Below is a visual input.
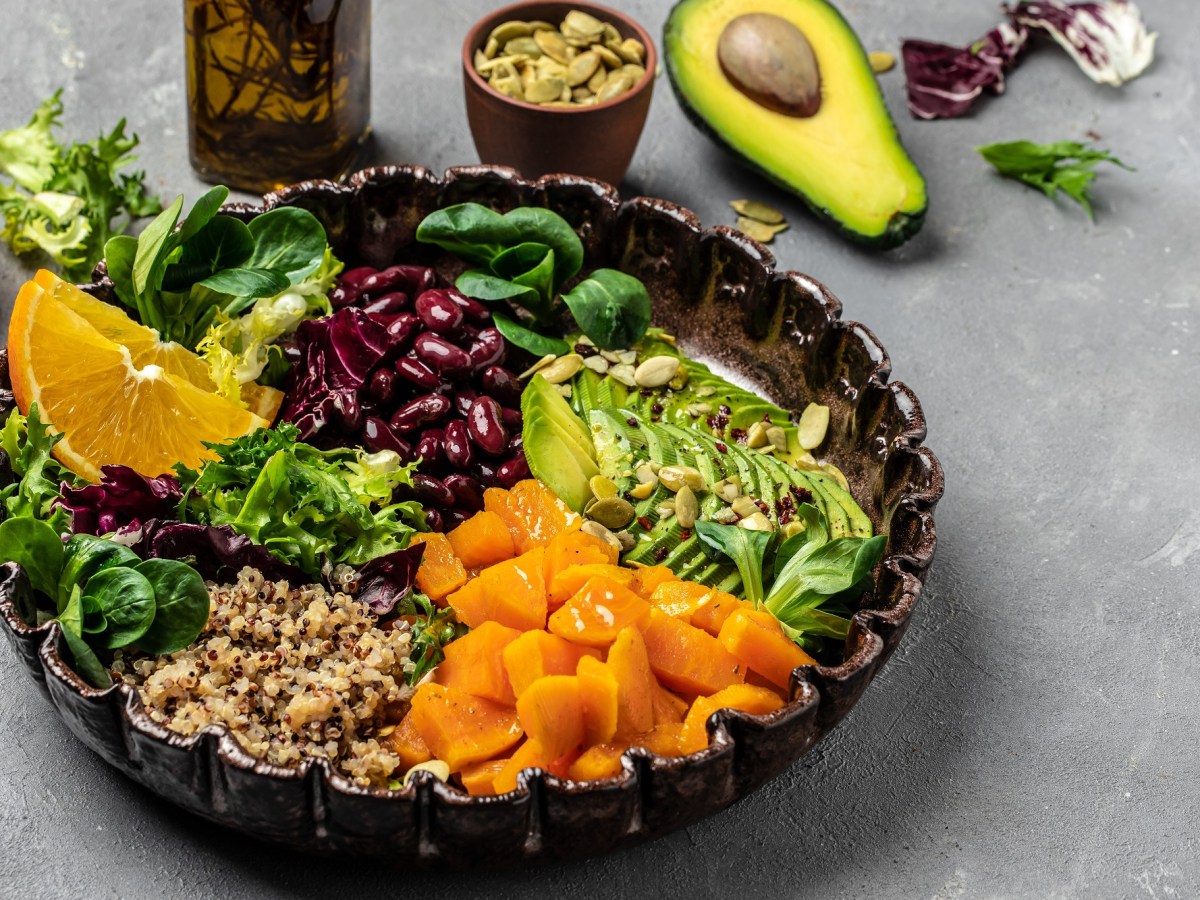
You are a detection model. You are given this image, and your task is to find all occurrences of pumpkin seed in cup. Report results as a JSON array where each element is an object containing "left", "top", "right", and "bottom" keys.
[{"left": 475, "top": 11, "right": 647, "bottom": 108}]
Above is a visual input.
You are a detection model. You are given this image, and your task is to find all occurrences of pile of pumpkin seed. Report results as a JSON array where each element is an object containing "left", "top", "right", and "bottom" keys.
[
  {"left": 474, "top": 10, "right": 648, "bottom": 107},
  {"left": 730, "top": 199, "right": 789, "bottom": 244}
]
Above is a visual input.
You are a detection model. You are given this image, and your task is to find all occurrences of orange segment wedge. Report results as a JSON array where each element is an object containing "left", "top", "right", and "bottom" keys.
[
  {"left": 33, "top": 270, "right": 283, "bottom": 422},
  {"left": 8, "top": 275, "right": 271, "bottom": 481}
]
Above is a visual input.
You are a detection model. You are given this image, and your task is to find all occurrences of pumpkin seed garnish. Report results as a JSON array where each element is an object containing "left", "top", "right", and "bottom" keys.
[
  {"left": 869, "top": 51, "right": 896, "bottom": 74},
  {"left": 797, "top": 402, "right": 830, "bottom": 450},
  {"left": 736, "top": 216, "right": 789, "bottom": 244},
  {"left": 588, "top": 496, "right": 637, "bottom": 530},
  {"left": 633, "top": 355, "right": 680, "bottom": 388},
  {"left": 477, "top": 10, "right": 646, "bottom": 108},
  {"left": 581, "top": 520, "right": 623, "bottom": 551},
  {"left": 675, "top": 485, "right": 699, "bottom": 529},
  {"left": 730, "top": 199, "right": 785, "bottom": 225}
]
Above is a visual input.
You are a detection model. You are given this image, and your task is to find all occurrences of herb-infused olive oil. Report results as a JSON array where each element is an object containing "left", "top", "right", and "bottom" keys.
[{"left": 184, "top": 0, "right": 370, "bottom": 192}]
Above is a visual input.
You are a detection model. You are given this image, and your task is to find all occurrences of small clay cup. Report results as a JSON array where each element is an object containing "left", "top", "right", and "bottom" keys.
[{"left": 462, "top": 1, "right": 656, "bottom": 186}]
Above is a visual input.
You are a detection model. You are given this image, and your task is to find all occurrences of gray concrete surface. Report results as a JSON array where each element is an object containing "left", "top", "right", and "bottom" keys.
[{"left": 0, "top": 1, "right": 1196, "bottom": 897}]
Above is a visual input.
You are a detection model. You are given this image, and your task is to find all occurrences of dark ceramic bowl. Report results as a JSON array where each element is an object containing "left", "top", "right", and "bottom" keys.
[
  {"left": 462, "top": 1, "right": 656, "bottom": 185},
  {"left": 0, "top": 165, "right": 942, "bottom": 865}
]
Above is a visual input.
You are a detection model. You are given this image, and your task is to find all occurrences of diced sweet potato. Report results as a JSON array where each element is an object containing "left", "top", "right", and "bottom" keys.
[
  {"left": 688, "top": 590, "right": 753, "bottom": 636},
  {"left": 546, "top": 748, "right": 582, "bottom": 780},
  {"left": 408, "top": 683, "right": 523, "bottom": 772},
  {"left": 503, "top": 630, "right": 600, "bottom": 698},
  {"left": 576, "top": 655, "right": 619, "bottom": 746},
  {"left": 447, "top": 511, "right": 516, "bottom": 569},
  {"left": 459, "top": 758, "right": 508, "bottom": 796},
  {"left": 718, "top": 609, "right": 817, "bottom": 689},
  {"left": 639, "top": 608, "right": 744, "bottom": 696},
  {"left": 629, "top": 565, "right": 679, "bottom": 599},
  {"left": 649, "top": 580, "right": 713, "bottom": 618},
  {"left": 409, "top": 533, "right": 467, "bottom": 605},
  {"left": 435, "top": 620, "right": 522, "bottom": 705},
  {"left": 568, "top": 744, "right": 627, "bottom": 781},
  {"left": 631, "top": 722, "right": 686, "bottom": 757},
  {"left": 484, "top": 480, "right": 580, "bottom": 554},
  {"left": 651, "top": 682, "right": 689, "bottom": 725},
  {"left": 543, "top": 531, "right": 618, "bottom": 604},
  {"left": 548, "top": 563, "right": 635, "bottom": 608},
  {"left": 606, "top": 626, "right": 655, "bottom": 738},
  {"left": 515, "top": 674, "right": 585, "bottom": 762},
  {"left": 493, "top": 739, "right": 546, "bottom": 794},
  {"left": 383, "top": 710, "right": 431, "bottom": 772},
  {"left": 679, "top": 684, "right": 785, "bottom": 754},
  {"left": 548, "top": 577, "right": 651, "bottom": 648},
  {"left": 447, "top": 549, "right": 548, "bottom": 631}
]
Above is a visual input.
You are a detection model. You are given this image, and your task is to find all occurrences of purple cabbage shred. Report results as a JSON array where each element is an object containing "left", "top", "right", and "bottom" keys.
[
  {"left": 355, "top": 542, "right": 426, "bottom": 616},
  {"left": 59, "top": 466, "right": 182, "bottom": 536}
]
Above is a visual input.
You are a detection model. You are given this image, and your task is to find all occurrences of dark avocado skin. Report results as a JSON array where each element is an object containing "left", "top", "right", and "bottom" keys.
[{"left": 663, "top": 0, "right": 927, "bottom": 251}]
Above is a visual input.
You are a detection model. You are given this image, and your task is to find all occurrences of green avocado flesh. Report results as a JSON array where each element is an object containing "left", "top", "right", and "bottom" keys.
[
  {"left": 521, "top": 374, "right": 599, "bottom": 513},
  {"left": 664, "top": 0, "right": 927, "bottom": 248}
]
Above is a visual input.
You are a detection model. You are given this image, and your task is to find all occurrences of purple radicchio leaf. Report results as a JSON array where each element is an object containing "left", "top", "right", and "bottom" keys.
[
  {"left": 58, "top": 465, "right": 182, "bottom": 536},
  {"left": 278, "top": 307, "right": 391, "bottom": 440},
  {"left": 356, "top": 542, "right": 426, "bottom": 616},
  {"left": 902, "top": 22, "right": 1029, "bottom": 120},
  {"left": 1006, "top": 0, "right": 1156, "bottom": 86},
  {"left": 122, "top": 519, "right": 308, "bottom": 586}
]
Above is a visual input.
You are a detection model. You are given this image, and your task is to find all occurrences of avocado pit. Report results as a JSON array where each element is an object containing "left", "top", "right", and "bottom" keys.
[{"left": 717, "top": 13, "right": 822, "bottom": 118}]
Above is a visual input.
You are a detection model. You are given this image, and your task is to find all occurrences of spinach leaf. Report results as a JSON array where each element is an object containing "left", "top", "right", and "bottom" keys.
[
  {"left": 133, "top": 558, "right": 210, "bottom": 654},
  {"left": 415, "top": 203, "right": 521, "bottom": 265},
  {"left": 82, "top": 565, "right": 156, "bottom": 649},
  {"left": 455, "top": 270, "right": 542, "bottom": 305},
  {"left": 693, "top": 520, "right": 773, "bottom": 609},
  {"left": 498, "top": 243, "right": 557, "bottom": 313},
  {"left": 766, "top": 534, "right": 886, "bottom": 625},
  {"left": 161, "top": 215, "right": 255, "bottom": 291},
  {"left": 58, "top": 584, "right": 83, "bottom": 636},
  {"left": 244, "top": 207, "right": 327, "bottom": 284},
  {"left": 561, "top": 268, "right": 651, "bottom": 350},
  {"left": 57, "top": 534, "right": 139, "bottom": 613},
  {"left": 197, "top": 266, "right": 290, "bottom": 299},
  {"left": 492, "top": 313, "right": 571, "bottom": 357},
  {"left": 0, "top": 516, "right": 64, "bottom": 599},
  {"left": 58, "top": 624, "right": 112, "bottom": 689},
  {"left": 175, "top": 185, "right": 230, "bottom": 245},
  {"left": 772, "top": 504, "right": 829, "bottom": 579},
  {"left": 103, "top": 234, "right": 138, "bottom": 309},
  {"left": 503, "top": 206, "right": 583, "bottom": 288},
  {"left": 131, "top": 193, "right": 183, "bottom": 299}
]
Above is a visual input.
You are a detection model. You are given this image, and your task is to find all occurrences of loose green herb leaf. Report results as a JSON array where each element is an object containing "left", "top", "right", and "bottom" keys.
[
  {"left": 492, "top": 313, "right": 572, "bottom": 357},
  {"left": 59, "top": 625, "right": 113, "bottom": 689},
  {"left": 391, "top": 590, "right": 468, "bottom": 686},
  {"left": 133, "top": 558, "right": 211, "bottom": 654},
  {"left": 561, "top": 268, "right": 652, "bottom": 350},
  {"left": 693, "top": 520, "right": 773, "bottom": 609},
  {"left": 82, "top": 566, "right": 157, "bottom": 650},
  {"left": 0, "top": 90, "right": 162, "bottom": 282},
  {"left": 977, "top": 140, "right": 1132, "bottom": 219},
  {"left": 0, "top": 516, "right": 64, "bottom": 600},
  {"left": 0, "top": 405, "right": 76, "bottom": 528}
]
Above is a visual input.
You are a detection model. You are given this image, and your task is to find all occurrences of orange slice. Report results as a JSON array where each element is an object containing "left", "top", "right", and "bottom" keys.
[
  {"left": 8, "top": 275, "right": 271, "bottom": 481},
  {"left": 33, "top": 270, "right": 283, "bottom": 422}
]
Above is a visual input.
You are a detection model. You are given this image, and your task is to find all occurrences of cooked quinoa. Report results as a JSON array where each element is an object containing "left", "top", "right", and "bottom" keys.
[{"left": 113, "top": 566, "right": 416, "bottom": 787}]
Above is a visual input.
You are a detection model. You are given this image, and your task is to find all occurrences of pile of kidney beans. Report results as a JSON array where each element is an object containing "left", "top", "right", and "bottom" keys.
[{"left": 284, "top": 263, "right": 534, "bottom": 532}]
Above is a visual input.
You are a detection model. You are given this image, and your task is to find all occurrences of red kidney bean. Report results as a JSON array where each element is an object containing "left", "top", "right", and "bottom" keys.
[
  {"left": 339, "top": 266, "right": 378, "bottom": 289},
  {"left": 412, "top": 473, "right": 455, "bottom": 509},
  {"left": 331, "top": 393, "right": 362, "bottom": 433},
  {"left": 471, "top": 459, "right": 502, "bottom": 488},
  {"left": 414, "top": 333, "right": 472, "bottom": 377},
  {"left": 444, "top": 473, "right": 484, "bottom": 511},
  {"left": 500, "top": 407, "right": 523, "bottom": 432},
  {"left": 384, "top": 313, "right": 421, "bottom": 354},
  {"left": 467, "top": 327, "right": 506, "bottom": 370},
  {"left": 422, "top": 507, "right": 445, "bottom": 533},
  {"left": 414, "top": 290, "right": 466, "bottom": 337},
  {"left": 497, "top": 455, "right": 531, "bottom": 488},
  {"left": 467, "top": 396, "right": 509, "bottom": 457},
  {"left": 390, "top": 394, "right": 451, "bottom": 433},
  {"left": 362, "top": 292, "right": 409, "bottom": 317},
  {"left": 416, "top": 429, "right": 444, "bottom": 467},
  {"left": 443, "top": 419, "right": 474, "bottom": 468},
  {"left": 394, "top": 355, "right": 440, "bottom": 391},
  {"left": 508, "top": 433, "right": 523, "bottom": 455},
  {"left": 329, "top": 285, "right": 360, "bottom": 308},
  {"left": 368, "top": 368, "right": 397, "bottom": 404},
  {"left": 480, "top": 366, "right": 522, "bottom": 406},
  {"left": 360, "top": 398, "right": 383, "bottom": 419},
  {"left": 362, "top": 416, "right": 413, "bottom": 459},
  {"left": 443, "top": 508, "right": 471, "bottom": 531},
  {"left": 360, "top": 265, "right": 420, "bottom": 295},
  {"left": 445, "top": 289, "right": 492, "bottom": 325},
  {"left": 452, "top": 388, "right": 479, "bottom": 418}
]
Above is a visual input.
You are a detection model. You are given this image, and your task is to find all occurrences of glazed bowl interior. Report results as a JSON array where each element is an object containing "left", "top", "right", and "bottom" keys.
[
  {"left": 0, "top": 165, "right": 942, "bottom": 865},
  {"left": 461, "top": 1, "right": 657, "bottom": 184}
]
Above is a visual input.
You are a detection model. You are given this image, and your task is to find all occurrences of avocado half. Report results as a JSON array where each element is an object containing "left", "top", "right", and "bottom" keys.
[{"left": 664, "top": 0, "right": 928, "bottom": 249}]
